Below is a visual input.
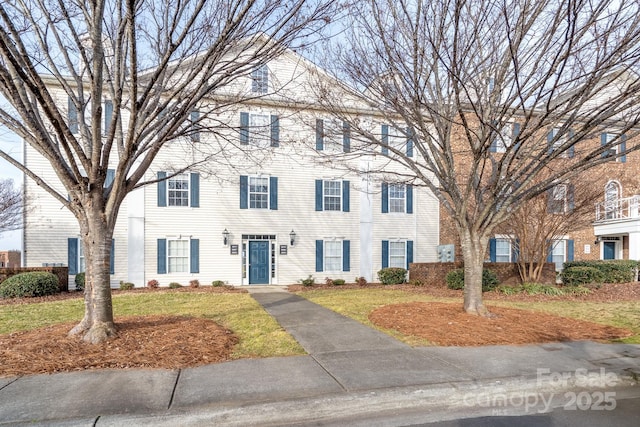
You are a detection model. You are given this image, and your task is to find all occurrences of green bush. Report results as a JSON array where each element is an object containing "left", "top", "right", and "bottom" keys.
[
  {"left": 119, "top": 281, "right": 135, "bottom": 290},
  {"left": 377, "top": 268, "right": 407, "bottom": 285},
  {"left": 0, "top": 272, "right": 60, "bottom": 298},
  {"left": 299, "top": 275, "right": 315, "bottom": 287},
  {"left": 561, "top": 266, "right": 604, "bottom": 286},
  {"left": 496, "top": 283, "right": 591, "bottom": 296},
  {"left": 74, "top": 272, "right": 85, "bottom": 291},
  {"left": 211, "top": 280, "right": 225, "bottom": 287},
  {"left": 332, "top": 279, "right": 346, "bottom": 286},
  {"left": 445, "top": 268, "right": 499, "bottom": 292},
  {"left": 169, "top": 282, "right": 183, "bottom": 289},
  {"left": 563, "top": 260, "right": 638, "bottom": 283},
  {"left": 496, "top": 284, "right": 520, "bottom": 295},
  {"left": 521, "top": 282, "right": 564, "bottom": 296}
]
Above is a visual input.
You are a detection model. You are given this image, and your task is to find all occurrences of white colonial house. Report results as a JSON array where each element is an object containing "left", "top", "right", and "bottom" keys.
[{"left": 22, "top": 47, "right": 440, "bottom": 287}]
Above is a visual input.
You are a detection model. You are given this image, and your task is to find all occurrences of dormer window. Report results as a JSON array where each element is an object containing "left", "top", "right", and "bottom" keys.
[{"left": 251, "top": 64, "right": 269, "bottom": 94}]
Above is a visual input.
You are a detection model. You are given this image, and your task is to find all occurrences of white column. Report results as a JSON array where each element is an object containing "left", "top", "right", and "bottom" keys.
[
  {"left": 360, "top": 162, "right": 373, "bottom": 282},
  {"left": 127, "top": 187, "right": 145, "bottom": 287},
  {"left": 628, "top": 232, "right": 640, "bottom": 261}
]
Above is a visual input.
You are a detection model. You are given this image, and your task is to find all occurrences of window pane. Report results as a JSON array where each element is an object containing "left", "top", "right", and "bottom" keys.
[
  {"left": 495, "top": 239, "right": 511, "bottom": 263},
  {"left": 168, "top": 240, "right": 189, "bottom": 273},
  {"left": 249, "top": 114, "right": 270, "bottom": 147},
  {"left": 325, "top": 241, "right": 342, "bottom": 271},
  {"left": 324, "top": 181, "right": 341, "bottom": 211},
  {"left": 551, "top": 240, "right": 565, "bottom": 271},
  {"left": 249, "top": 177, "right": 269, "bottom": 209},
  {"left": 389, "top": 184, "right": 406, "bottom": 213},
  {"left": 168, "top": 174, "right": 189, "bottom": 206},
  {"left": 251, "top": 65, "right": 268, "bottom": 94}
]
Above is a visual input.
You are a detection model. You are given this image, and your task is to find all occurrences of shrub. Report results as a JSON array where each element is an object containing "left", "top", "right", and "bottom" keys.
[
  {"left": 561, "top": 266, "right": 604, "bottom": 286},
  {"left": 332, "top": 279, "right": 346, "bottom": 286},
  {"left": 521, "top": 282, "right": 564, "bottom": 296},
  {"left": 147, "top": 279, "right": 159, "bottom": 289},
  {"left": 119, "top": 281, "right": 134, "bottom": 290},
  {"left": 446, "top": 268, "right": 499, "bottom": 292},
  {"left": 496, "top": 285, "right": 520, "bottom": 295},
  {"left": 563, "top": 260, "right": 637, "bottom": 283},
  {"left": 355, "top": 276, "right": 367, "bottom": 286},
  {"left": 189, "top": 279, "right": 200, "bottom": 288},
  {"left": 169, "top": 282, "right": 183, "bottom": 289},
  {"left": 0, "top": 272, "right": 60, "bottom": 298},
  {"left": 299, "top": 275, "right": 315, "bottom": 287},
  {"left": 377, "top": 268, "right": 407, "bottom": 285},
  {"left": 74, "top": 272, "right": 85, "bottom": 291},
  {"left": 211, "top": 280, "right": 225, "bottom": 287}
]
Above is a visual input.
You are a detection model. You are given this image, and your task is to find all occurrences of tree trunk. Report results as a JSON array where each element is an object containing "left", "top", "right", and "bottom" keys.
[
  {"left": 459, "top": 228, "right": 491, "bottom": 316},
  {"left": 68, "top": 206, "right": 117, "bottom": 344}
]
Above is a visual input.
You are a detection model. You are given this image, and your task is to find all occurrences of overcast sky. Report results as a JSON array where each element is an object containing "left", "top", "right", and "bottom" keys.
[{"left": 0, "top": 132, "right": 23, "bottom": 251}]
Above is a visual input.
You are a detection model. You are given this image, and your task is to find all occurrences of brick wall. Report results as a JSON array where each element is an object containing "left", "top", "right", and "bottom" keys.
[
  {"left": 410, "top": 262, "right": 556, "bottom": 286},
  {"left": 0, "top": 267, "right": 69, "bottom": 292}
]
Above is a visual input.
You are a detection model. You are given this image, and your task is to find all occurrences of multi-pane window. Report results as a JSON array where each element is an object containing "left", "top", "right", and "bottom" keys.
[
  {"left": 549, "top": 128, "right": 566, "bottom": 154},
  {"left": 324, "top": 240, "right": 342, "bottom": 272},
  {"left": 168, "top": 239, "right": 189, "bottom": 273},
  {"left": 495, "top": 238, "right": 511, "bottom": 263},
  {"left": 604, "top": 181, "right": 621, "bottom": 220},
  {"left": 249, "top": 176, "right": 269, "bottom": 209},
  {"left": 323, "top": 180, "right": 342, "bottom": 211},
  {"left": 389, "top": 241, "right": 406, "bottom": 268},
  {"left": 389, "top": 184, "right": 406, "bottom": 213},
  {"left": 550, "top": 240, "right": 566, "bottom": 271},
  {"left": 251, "top": 64, "right": 269, "bottom": 94},
  {"left": 548, "top": 184, "right": 568, "bottom": 214},
  {"left": 249, "top": 113, "right": 271, "bottom": 147},
  {"left": 78, "top": 243, "right": 85, "bottom": 273},
  {"left": 168, "top": 174, "right": 189, "bottom": 206}
]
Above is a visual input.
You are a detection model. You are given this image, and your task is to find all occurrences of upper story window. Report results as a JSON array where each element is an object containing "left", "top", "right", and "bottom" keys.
[
  {"left": 604, "top": 180, "right": 621, "bottom": 219},
  {"left": 546, "top": 127, "right": 574, "bottom": 158},
  {"left": 240, "top": 112, "right": 279, "bottom": 147},
  {"left": 168, "top": 174, "right": 190, "bottom": 207},
  {"left": 251, "top": 64, "right": 269, "bottom": 94},
  {"left": 491, "top": 122, "right": 520, "bottom": 153},
  {"left": 547, "top": 183, "right": 574, "bottom": 214},
  {"left": 601, "top": 132, "right": 627, "bottom": 163},
  {"left": 249, "top": 176, "right": 269, "bottom": 209},
  {"left": 382, "top": 124, "right": 413, "bottom": 157},
  {"left": 315, "top": 180, "right": 350, "bottom": 212},
  {"left": 316, "top": 119, "right": 350, "bottom": 153},
  {"left": 382, "top": 182, "right": 413, "bottom": 214}
]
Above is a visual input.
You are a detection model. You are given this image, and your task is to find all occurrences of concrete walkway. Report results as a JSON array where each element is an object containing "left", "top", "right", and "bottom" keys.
[{"left": 0, "top": 288, "right": 639, "bottom": 426}]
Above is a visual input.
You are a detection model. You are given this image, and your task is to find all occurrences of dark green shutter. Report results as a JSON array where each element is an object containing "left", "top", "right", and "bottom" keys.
[
  {"left": 511, "top": 239, "right": 519, "bottom": 263},
  {"left": 157, "top": 171, "right": 167, "bottom": 207},
  {"left": 68, "top": 97, "right": 78, "bottom": 134},
  {"left": 316, "top": 119, "right": 324, "bottom": 150},
  {"left": 190, "top": 239, "right": 199, "bottom": 273},
  {"left": 600, "top": 133, "right": 608, "bottom": 158},
  {"left": 157, "top": 239, "right": 167, "bottom": 274},
  {"left": 190, "top": 173, "right": 200, "bottom": 208},
  {"left": 382, "top": 240, "right": 389, "bottom": 269},
  {"left": 315, "top": 180, "right": 323, "bottom": 211},
  {"left": 406, "top": 127, "right": 413, "bottom": 157},
  {"left": 567, "top": 240, "right": 574, "bottom": 262},
  {"left": 316, "top": 240, "right": 323, "bottom": 272},
  {"left": 382, "top": 124, "right": 389, "bottom": 155},
  {"left": 406, "top": 185, "right": 413, "bottom": 214},
  {"left": 68, "top": 238, "right": 78, "bottom": 275},
  {"left": 270, "top": 176, "right": 278, "bottom": 210},
  {"left": 343, "top": 240, "right": 350, "bottom": 272},
  {"left": 620, "top": 134, "right": 627, "bottom": 163},
  {"left": 190, "top": 111, "right": 200, "bottom": 142},
  {"left": 270, "top": 115, "right": 279, "bottom": 147},
  {"left": 343, "top": 121, "right": 350, "bottom": 153},
  {"left": 489, "top": 238, "right": 497, "bottom": 262},
  {"left": 407, "top": 240, "right": 413, "bottom": 269},
  {"left": 105, "top": 169, "right": 115, "bottom": 189},
  {"left": 240, "top": 176, "right": 248, "bottom": 209},
  {"left": 381, "top": 182, "right": 389, "bottom": 213},
  {"left": 547, "top": 130, "right": 554, "bottom": 155},
  {"left": 342, "top": 181, "right": 350, "bottom": 212},
  {"left": 240, "top": 112, "right": 249, "bottom": 144},
  {"left": 568, "top": 129, "right": 575, "bottom": 158},
  {"left": 104, "top": 100, "right": 113, "bottom": 132}
]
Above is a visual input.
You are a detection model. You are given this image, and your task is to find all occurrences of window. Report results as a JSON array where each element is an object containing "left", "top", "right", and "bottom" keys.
[
  {"left": 491, "top": 122, "right": 520, "bottom": 153},
  {"left": 157, "top": 172, "right": 200, "bottom": 208},
  {"left": 324, "top": 241, "right": 343, "bottom": 272},
  {"left": 548, "top": 239, "right": 574, "bottom": 271},
  {"left": 601, "top": 132, "right": 626, "bottom": 162},
  {"left": 249, "top": 176, "right": 269, "bottom": 209},
  {"left": 157, "top": 238, "right": 199, "bottom": 274},
  {"left": 240, "top": 175, "right": 278, "bottom": 210},
  {"left": 251, "top": 64, "right": 269, "bottom": 94},
  {"left": 78, "top": 243, "right": 86, "bottom": 273},
  {"left": 68, "top": 97, "right": 79, "bottom": 134},
  {"left": 495, "top": 238, "right": 511, "bottom": 263},
  {"left": 316, "top": 119, "right": 350, "bottom": 153},
  {"left": 605, "top": 181, "right": 621, "bottom": 219},
  {"left": 239, "top": 112, "right": 279, "bottom": 147},
  {"left": 189, "top": 110, "right": 200, "bottom": 142},
  {"left": 167, "top": 239, "right": 189, "bottom": 273},
  {"left": 168, "top": 174, "right": 190, "bottom": 207},
  {"left": 547, "top": 183, "right": 574, "bottom": 214},
  {"left": 104, "top": 100, "right": 113, "bottom": 134},
  {"left": 68, "top": 238, "right": 114, "bottom": 275},
  {"left": 381, "top": 183, "right": 413, "bottom": 214},
  {"left": 315, "top": 180, "right": 350, "bottom": 212},
  {"left": 389, "top": 241, "right": 407, "bottom": 268},
  {"left": 547, "top": 128, "right": 567, "bottom": 156},
  {"left": 382, "top": 240, "right": 414, "bottom": 269},
  {"left": 382, "top": 124, "right": 412, "bottom": 156},
  {"left": 315, "top": 239, "right": 350, "bottom": 272},
  {"left": 389, "top": 184, "right": 406, "bottom": 213}
]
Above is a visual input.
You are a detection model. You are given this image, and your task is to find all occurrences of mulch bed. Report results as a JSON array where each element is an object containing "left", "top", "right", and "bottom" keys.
[{"left": 369, "top": 302, "right": 633, "bottom": 346}]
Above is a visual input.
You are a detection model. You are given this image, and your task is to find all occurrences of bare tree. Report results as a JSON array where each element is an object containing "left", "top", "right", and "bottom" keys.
[
  {"left": 0, "top": 178, "right": 22, "bottom": 234},
  {"left": 0, "top": 0, "right": 336, "bottom": 343},
  {"left": 316, "top": 0, "right": 640, "bottom": 316},
  {"left": 496, "top": 172, "right": 604, "bottom": 282}
]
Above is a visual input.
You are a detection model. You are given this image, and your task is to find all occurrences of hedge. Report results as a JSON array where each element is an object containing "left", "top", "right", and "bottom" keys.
[
  {"left": 445, "top": 268, "right": 499, "bottom": 292},
  {"left": 561, "top": 266, "right": 604, "bottom": 286},
  {"left": 0, "top": 272, "right": 60, "bottom": 298},
  {"left": 377, "top": 267, "right": 407, "bottom": 285},
  {"left": 563, "top": 260, "right": 638, "bottom": 284}
]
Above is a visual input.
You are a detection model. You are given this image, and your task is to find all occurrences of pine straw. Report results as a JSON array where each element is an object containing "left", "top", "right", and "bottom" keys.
[
  {"left": 369, "top": 302, "right": 633, "bottom": 346},
  {"left": 0, "top": 315, "right": 238, "bottom": 377}
]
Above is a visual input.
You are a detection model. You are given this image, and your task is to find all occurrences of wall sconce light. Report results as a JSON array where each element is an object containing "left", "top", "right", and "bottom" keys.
[
  {"left": 223, "top": 228, "right": 230, "bottom": 246},
  {"left": 594, "top": 236, "right": 601, "bottom": 245},
  {"left": 289, "top": 229, "right": 296, "bottom": 246}
]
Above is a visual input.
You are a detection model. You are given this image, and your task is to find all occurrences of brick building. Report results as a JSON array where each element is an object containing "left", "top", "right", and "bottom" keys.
[{"left": 0, "top": 250, "right": 21, "bottom": 268}]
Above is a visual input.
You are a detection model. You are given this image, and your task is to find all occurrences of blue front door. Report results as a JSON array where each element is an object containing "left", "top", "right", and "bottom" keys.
[
  {"left": 603, "top": 241, "right": 616, "bottom": 260},
  {"left": 249, "top": 241, "right": 270, "bottom": 284}
]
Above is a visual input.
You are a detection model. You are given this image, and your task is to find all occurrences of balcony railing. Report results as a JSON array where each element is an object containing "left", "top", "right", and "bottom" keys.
[{"left": 595, "top": 196, "right": 640, "bottom": 222}]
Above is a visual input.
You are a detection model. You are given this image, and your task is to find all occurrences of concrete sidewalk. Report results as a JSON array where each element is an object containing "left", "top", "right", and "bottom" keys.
[{"left": 1, "top": 288, "right": 639, "bottom": 426}]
